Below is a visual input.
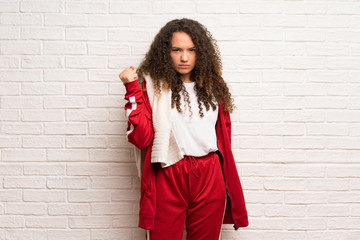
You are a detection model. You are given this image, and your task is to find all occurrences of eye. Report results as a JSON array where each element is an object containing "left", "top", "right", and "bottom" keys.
[
  {"left": 172, "top": 48, "right": 181, "bottom": 52},
  {"left": 190, "top": 48, "right": 196, "bottom": 52}
]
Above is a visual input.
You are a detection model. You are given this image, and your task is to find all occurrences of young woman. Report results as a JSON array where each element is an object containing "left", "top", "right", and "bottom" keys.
[{"left": 119, "top": 18, "right": 248, "bottom": 240}]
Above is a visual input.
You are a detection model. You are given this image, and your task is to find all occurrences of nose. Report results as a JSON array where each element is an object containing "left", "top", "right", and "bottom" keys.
[{"left": 181, "top": 52, "right": 188, "bottom": 62}]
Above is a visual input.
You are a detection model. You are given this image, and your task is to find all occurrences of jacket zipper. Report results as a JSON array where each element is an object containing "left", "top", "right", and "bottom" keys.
[{"left": 215, "top": 150, "right": 238, "bottom": 230}]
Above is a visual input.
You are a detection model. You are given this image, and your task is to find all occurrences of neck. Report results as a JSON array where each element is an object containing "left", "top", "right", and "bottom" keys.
[{"left": 181, "top": 74, "right": 191, "bottom": 83}]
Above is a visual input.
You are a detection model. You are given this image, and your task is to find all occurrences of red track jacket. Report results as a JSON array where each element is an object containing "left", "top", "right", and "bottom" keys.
[{"left": 124, "top": 80, "right": 249, "bottom": 230}]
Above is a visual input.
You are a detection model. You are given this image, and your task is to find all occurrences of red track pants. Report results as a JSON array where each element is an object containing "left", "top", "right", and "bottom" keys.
[{"left": 146, "top": 152, "right": 226, "bottom": 240}]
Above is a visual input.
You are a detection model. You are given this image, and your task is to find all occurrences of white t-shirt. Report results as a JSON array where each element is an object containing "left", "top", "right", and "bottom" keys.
[{"left": 170, "top": 82, "right": 218, "bottom": 157}]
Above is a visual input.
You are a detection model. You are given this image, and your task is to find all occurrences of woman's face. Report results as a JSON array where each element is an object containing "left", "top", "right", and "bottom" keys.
[{"left": 170, "top": 32, "right": 196, "bottom": 82}]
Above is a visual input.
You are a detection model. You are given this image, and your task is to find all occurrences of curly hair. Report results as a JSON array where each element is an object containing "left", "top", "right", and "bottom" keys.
[{"left": 137, "top": 18, "right": 234, "bottom": 116}]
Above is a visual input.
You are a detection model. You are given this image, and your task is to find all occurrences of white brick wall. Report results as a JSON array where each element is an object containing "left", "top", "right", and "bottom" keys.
[{"left": 1, "top": 0, "right": 360, "bottom": 239}]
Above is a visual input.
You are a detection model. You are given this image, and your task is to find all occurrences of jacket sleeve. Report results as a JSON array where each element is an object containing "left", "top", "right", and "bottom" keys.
[
  {"left": 224, "top": 109, "right": 232, "bottom": 145},
  {"left": 124, "top": 80, "right": 154, "bottom": 149}
]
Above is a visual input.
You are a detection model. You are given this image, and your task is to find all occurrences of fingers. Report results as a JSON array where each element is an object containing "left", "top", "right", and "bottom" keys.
[{"left": 119, "top": 66, "right": 138, "bottom": 83}]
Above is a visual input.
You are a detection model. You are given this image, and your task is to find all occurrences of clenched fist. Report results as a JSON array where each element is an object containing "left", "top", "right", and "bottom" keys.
[{"left": 119, "top": 66, "right": 138, "bottom": 83}]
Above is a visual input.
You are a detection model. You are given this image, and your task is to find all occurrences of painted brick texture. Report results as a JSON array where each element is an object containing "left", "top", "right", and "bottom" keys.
[{"left": 1, "top": 0, "right": 360, "bottom": 239}]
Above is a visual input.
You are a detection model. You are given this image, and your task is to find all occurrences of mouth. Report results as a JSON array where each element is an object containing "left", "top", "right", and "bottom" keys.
[{"left": 178, "top": 65, "right": 190, "bottom": 68}]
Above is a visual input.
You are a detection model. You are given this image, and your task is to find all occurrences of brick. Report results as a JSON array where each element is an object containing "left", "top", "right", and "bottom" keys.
[
  {"left": 5, "top": 203, "right": 46, "bottom": 215},
  {"left": 22, "top": 56, "right": 64, "bottom": 68},
  {"left": 66, "top": 109, "right": 107, "bottom": 121},
  {"left": 284, "top": 110, "right": 325, "bottom": 122},
  {"left": 0, "top": 56, "right": 19, "bottom": 68},
  {"left": 44, "top": 14, "right": 87, "bottom": 27},
  {"left": 4, "top": 177, "right": 46, "bottom": 189},
  {"left": 92, "top": 229, "right": 131, "bottom": 240},
  {"left": 0, "top": 216, "right": 24, "bottom": 228},
  {"left": 66, "top": 137, "right": 106, "bottom": 148},
  {"left": 263, "top": 150, "right": 305, "bottom": 163},
  {"left": 48, "top": 203, "right": 90, "bottom": 216},
  {"left": 65, "top": 56, "right": 107, "bottom": 69},
  {"left": 1, "top": 40, "right": 41, "bottom": 54},
  {"left": 23, "top": 136, "right": 64, "bottom": 148},
  {"left": 0, "top": 0, "right": 18, "bottom": 12},
  {"left": 109, "top": 109, "right": 126, "bottom": 121},
  {"left": 88, "top": 15, "right": 130, "bottom": 27},
  {"left": 88, "top": 70, "right": 122, "bottom": 82},
  {"left": 326, "top": 137, "right": 360, "bottom": 150},
  {"left": 308, "top": 178, "right": 349, "bottom": 191},
  {"left": 44, "top": 70, "right": 86, "bottom": 82},
  {"left": 111, "top": 190, "right": 140, "bottom": 201},
  {"left": 285, "top": 30, "right": 325, "bottom": 42},
  {"left": 242, "top": 191, "right": 283, "bottom": 204},
  {"left": 112, "top": 215, "right": 138, "bottom": 227},
  {"left": 47, "top": 149, "right": 88, "bottom": 162},
  {"left": 88, "top": 43, "right": 130, "bottom": 56},
  {"left": 89, "top": 149, "right": 132, "bottom": 162},
  {"left": 66, "top": 83, "right": 107, "bottom": 95},
  {"left": 239, "top": 136, "right": 282, "bottom": 149},
  {"left": 264, "top": 178, "right": 306, "bottom": 191},
  {"left": 197, "top": 2, "right": 238, "bottom": 13},
  {"left": 88, "top": 96, "right": 123, "bottom": 108},
  {"left": 0, "top": 27, "right": 19, "bottom": 39},
  {"left": 22, "top": 110, "right": 64, "bottom": 122},
  {"left": 44, "top": 123, "right": 87, "bottom": 135},
  {"left": 24, "top": 163, "right": 65, "bottom": 175},
  {"left": 263, "top": 70, "right": 304, "bottom": 83},
  {"left": 284, "top": 137, "right": 325, "bottom": 149},
  {"left": 22, "top": 82, "right": 63, "bottom": 95},
  {"left": 0, "top": 190, "right": 22, "bottom": 202},
  {"left": 108, "top": 163, "right": 137, "bottom": 176},
  {"left": 307, "top": 204, "right": 350, "bottom": 217},
  {"left": 25, "top": 217, "right": 67, "bottom": 228},
  {"left": 0, "top": 164, "right": 23, "bottom": 175},
  {"left": 285, "top": 164, "right": 326, "bottom": 177},
  {"left": 48, "top": 230, "right": 90, "bottom": 240},
  {"left": 286, "top": 218, "right": 327, "bottom": 230},
  {"left": 108, "top": 83, "right": 123, "bottom": 95},
  {"left": 1, "top": 13, "right": 42, "bottom": 26},
  {"left": 67, "top": 163, "right": 109, "bottom": 176},
  {"left": 91, "top": 203, "right": 132, "bottom": 215},
  {"left": 2, "top": 123, "right": 42, "bottom": 134},
  {"left": 284, "top": 83, "right": 326, "bottom": 96},
  {"left": 0, "top": 83, "right": 19, "bottom": 95},
  {"left": 328, "top": 110, "right": 360, "bottom": 122},
  {"left": 306, "top": 123, "right": 348, "bottom": 136},
  {"left": 43, "top": 41, "right": 86, "bottom": 55},
  {"left": 307, "top": 43, "right": 349, "bottom": 57},
  {"left": 20, "top": 0, "right": 62, "bottom": 13},
  {"left": 238, "top": 110, "right": 282, "bottom": 123},
  {"left": 91, "top": 177, "right": 131, "bottom": 189},
  {"left": 108, "top": 29, "right": 150, "bottom": 42},
  {"left": 285, "top": 192, "right": 328, "bottom": 204},
  {"left": 0, "top": 137, "right": 21, "bottom": 148},
  {"left": 5, "top": 230, "right": 47, "bottom": 240},
  {"left": 21, "top": 27, "right": 64, "bottom": 40},
  {"left": 1, "top": 96, "right": 42, "bottom": 109},
  {"left": 110, "top": 1, "right": 149, "bottom": 14},
  {"left": 44, "top": 96, "right": 86, "bottom": 109},
  {"left": 328, "top": 218, "right": 360, "bottom": 230},
  {"left": 326, "top": 165, "right": 360, "bottom": 177},
  {"left": 283, "top": 2, "right": 326, "bottom": 14},
  {"left": 66, "top": 28, "right": 106, "bottom": 41},
  {"left": 232, "top": 123, "right": 260, "bottom": 135},
  {"left": 69, "top": 216, "right": 111, "bottom": 228},
  {"left": 65, "top": 1, "right": 107, "bottom": 13},
  {"left": 231, "top": 83, "right": 282, "bottom": 96},
  {"left": 329, "top": 192, "right": 360, "bottom": 203},
  {"left": 68, "top": 190, "right": 111, "bottom": 202},
  {"left": 262, "top": 97, "right": 304, "bottom": 110},
  {"left": 23, "top": 190, "right": 66, "bottom": 202},
  {"left": 47, "top": 177, "right": 88, "bottom": 189},
  {"left": 307, "top": 70, "right": 348, "bottom": 83},
  {"left": 239, "top": 2, "right": 281, "bottom": 14},
  {"left": 264, "top": 15, "right": 306, "bottom": 27},
  {"left": 328, "top": 2, "right": 360, "bottom": 14},
  {"left": 265, "top": 205, "right": 306, "bottom": 217},
  {"left": 89, "top": 123, "right": 124, "bottom": 135}
]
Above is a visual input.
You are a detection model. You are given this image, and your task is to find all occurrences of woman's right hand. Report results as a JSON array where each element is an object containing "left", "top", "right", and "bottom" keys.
[{"left": 119, "top": 66, "right": 138, "bottom": 84}]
